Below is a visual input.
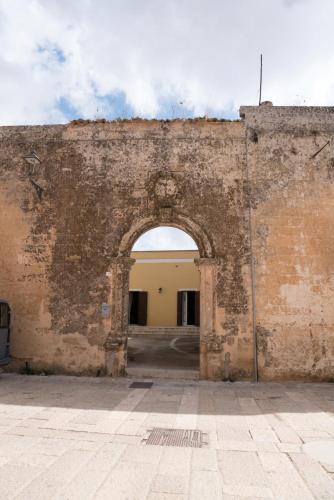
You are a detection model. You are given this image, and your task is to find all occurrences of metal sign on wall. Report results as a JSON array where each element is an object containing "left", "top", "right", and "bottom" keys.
[{"left": 101, "top": 303, "right": 111, "bottom": 318}]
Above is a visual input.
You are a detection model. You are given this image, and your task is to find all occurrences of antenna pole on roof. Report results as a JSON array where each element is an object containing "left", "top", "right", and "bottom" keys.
[{"left": 259, "top": 54, "right": 263, "bottom": 106}]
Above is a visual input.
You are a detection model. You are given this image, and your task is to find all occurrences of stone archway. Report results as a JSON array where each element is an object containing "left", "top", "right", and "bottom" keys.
[
  {"left": 118, "top": 214, "right": 214, "bottom": 259},
  {"left": 104, "top": 214, "right": 218, "bottom": 378}
]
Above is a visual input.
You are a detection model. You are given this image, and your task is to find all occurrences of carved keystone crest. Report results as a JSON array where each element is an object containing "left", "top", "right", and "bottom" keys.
[
  {"left": 154, "top": 176, "right": 178, "bottom": 199},
  {"left": 150, "top": 172, "right": 180, "bottom": 209}
]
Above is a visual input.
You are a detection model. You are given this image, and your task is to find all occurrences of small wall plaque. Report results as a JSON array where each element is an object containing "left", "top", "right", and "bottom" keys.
[{"left": 101, "top": 303, "right": 111, "bottom": 318}]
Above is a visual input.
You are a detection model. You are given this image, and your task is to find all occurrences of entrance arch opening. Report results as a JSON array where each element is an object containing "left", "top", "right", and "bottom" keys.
[
  {"left": 127, "top": 226, "right": 200, "bottom": 377},
  {"left": 104, "top": 216, "right": 215, "bottom": 379}
]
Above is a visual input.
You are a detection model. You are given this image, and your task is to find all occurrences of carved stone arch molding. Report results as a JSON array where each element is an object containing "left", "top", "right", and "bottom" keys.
[
  {"left": 105, "top": 213, "right": 218, "bottom": 378},
  {"left": 118, "top": 213, "right": 215, "bottom": 259}
]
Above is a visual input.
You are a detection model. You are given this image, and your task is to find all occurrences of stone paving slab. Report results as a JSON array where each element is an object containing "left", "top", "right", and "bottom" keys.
[{"left": 0, "top": 374, "right": 333, "bottom": 499}]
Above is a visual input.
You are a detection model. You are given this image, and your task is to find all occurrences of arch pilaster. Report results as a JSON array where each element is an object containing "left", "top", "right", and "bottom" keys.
[
  {"left": 195, "top": 258, "right": 219, "bottom": 379},
  {"left": 104, "top": 257, "right": 135, "bottom": 376}
]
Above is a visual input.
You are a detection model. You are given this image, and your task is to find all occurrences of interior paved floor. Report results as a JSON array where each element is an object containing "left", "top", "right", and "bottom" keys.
[
  {"left": 0, "top": 374, "right": 333, "bottom": 499},
  {"left": 127, "top": 334, "right": 200, "bottom": 371}
]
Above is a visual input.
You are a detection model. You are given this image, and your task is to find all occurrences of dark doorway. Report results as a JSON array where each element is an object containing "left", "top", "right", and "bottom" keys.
[
  {"left": 0, "top": 301, "right": 10, "bottom": 365},
  {"left": 177, "top": 291, "right": 200, "bottom": 326},
  {"left": 129, "top": 291, "right": 148, "bottom": 325}
]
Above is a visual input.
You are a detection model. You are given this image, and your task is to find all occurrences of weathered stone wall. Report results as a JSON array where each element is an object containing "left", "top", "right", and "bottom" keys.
[
  {"left": 0, "top": 106, "right": 333, "bottom": 380},
  {"left": 0, "top": 120, "right": 252, "bottom": 378},
  {"left": 241, "top": 105, "right": 334, "bottom": 380}
]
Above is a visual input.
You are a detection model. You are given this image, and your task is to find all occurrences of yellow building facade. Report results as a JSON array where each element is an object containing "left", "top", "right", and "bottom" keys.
[{"left": 129, "top": 250, "right": 200, "bottom": 327}]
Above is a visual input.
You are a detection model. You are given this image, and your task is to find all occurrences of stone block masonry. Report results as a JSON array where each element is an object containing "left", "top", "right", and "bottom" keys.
[{"left": 0, "top": 105, "right": 333, "bottom": 380}]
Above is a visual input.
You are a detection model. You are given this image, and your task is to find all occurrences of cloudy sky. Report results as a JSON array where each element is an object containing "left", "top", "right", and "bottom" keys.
[
  {"left": 1, "top": 0, "right": 332, "bottom": 248},
  {"left": 133, "top": 227, "right": 198, "bottom": 251},
  {"left": 1, "top": 0, "right": 333, "bottom": 126}
]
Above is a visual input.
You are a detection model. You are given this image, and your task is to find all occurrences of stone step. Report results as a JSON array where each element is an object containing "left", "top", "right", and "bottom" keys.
[
  {"left": 126, "top": 366, "right": 199, "bottom": 380},
  {"left": 128, "top": 325, "right": 199, "bottom": 336}
]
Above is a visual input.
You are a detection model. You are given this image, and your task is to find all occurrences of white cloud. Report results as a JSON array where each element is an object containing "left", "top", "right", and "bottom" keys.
[
  {"left": 132, "top": 227, "right": 198, "bottom": 251},
  {"left": 0, "top": 0, "right": 333, "bottom": 124}
]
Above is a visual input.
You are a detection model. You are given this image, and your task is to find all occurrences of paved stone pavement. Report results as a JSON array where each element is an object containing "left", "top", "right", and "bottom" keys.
[{"left": 0, "top": 374, "right": 334, "bottom": 499}]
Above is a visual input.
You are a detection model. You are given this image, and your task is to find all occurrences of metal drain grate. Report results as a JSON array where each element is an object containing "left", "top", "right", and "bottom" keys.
[
  {"left": 145, "top": 427, "right": 207, "bottom": 448},
  {"left": 129, "top": 381, "right": 153, "bottom": 389}
]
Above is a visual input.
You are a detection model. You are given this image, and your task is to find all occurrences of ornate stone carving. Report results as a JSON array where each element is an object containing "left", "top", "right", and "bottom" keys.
[
  {"left": 154, "top": 176, "right": 178, "bottom": 200},
  {"left": 150, "top": 172, "right": 180, "bottom": 208}
]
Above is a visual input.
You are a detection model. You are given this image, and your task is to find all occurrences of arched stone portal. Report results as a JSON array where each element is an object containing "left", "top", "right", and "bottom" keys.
[{"left": 104, "top": 215, "right": 218, "bottom": 378}]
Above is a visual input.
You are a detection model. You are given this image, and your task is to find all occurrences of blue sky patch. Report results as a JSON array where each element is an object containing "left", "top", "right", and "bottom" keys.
[
  {"left": 57, "top": 90, "right": 238, "bottom": 122},
  {"left": 57, "top": 97, "right": 79, "bottom": 120},
  {"left": 36, "top": 44, "right": 66, "bottom": 63},
  {"left": 99, "top": 90, "right": 135, "bottom": 119}
]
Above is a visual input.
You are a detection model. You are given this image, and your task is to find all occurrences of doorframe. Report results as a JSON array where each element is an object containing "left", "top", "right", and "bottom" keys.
[
  {"left": 128, "top": 289, "right": 146, "bottom": 325},
  {"left": 178, "top": 289, "right": 199, "bottom": 326},
  {"left": 182, "top": 291, "right": 188, "bottom": 326}
]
